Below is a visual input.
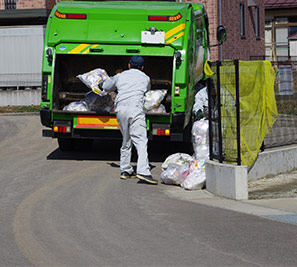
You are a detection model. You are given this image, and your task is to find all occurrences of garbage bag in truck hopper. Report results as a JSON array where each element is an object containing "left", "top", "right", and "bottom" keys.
[
  {"left": 84, "top": 91, "right": 115, "bottom": 113},
  {"left": 77, "top": 68, "right": 109, "bottom": 96}
]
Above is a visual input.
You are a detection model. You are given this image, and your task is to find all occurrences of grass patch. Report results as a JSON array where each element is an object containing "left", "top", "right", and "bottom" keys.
[{"left": 0, "top": 105, "right": 40, "bottom": 113}]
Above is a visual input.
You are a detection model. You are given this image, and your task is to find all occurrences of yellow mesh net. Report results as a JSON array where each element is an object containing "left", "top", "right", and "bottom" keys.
[{"left": 205, "top": 60, "right": 278, "bottom": 168}]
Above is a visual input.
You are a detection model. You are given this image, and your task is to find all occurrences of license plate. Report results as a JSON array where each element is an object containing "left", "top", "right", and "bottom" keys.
[
  {"left": 141, "top": 31, "right": 165, "bottom": 44},
  {"left": 75, "top": 115, "right": 120, "bottom": 129}
]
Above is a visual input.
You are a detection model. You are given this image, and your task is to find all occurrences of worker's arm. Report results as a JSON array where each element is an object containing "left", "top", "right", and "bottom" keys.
[
  {"left": 146, "top": 77, "right": 151, "bottom": 92},
  {"left": 102, "top": 74, "right": 119, "bottom": 92}
]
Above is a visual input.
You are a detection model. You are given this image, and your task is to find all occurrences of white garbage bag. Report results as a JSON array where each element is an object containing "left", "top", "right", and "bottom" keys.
[
  {"left": 181, "top": 169, "right": 206, "bottom": 190},
  {"left": 192, "top": 119, "right": 209, "bottom": 160},
  {"left": 144, "top": 89, "right": 167, "bottom": 111},
  {"left": 161, "top": 153, "right": 194, "bottom": 170},
  {"left": 77, "top": 68, "right": 109, "bottom": 96},
  {"left": 146, "top": 104, "right": 166, "bottom": 114},
  {"left": 160, "top": 165, "right": 180, "bottom": 185},
  {"left": 193, "top": 86, "right": 208, "bottom": 115},
  {"left": 63, "top": 101, "right": 88, "bottom": 111}
]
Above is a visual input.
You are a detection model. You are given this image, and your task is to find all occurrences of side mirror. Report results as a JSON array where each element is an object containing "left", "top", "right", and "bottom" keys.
[{"left": 217, "top": 25, "right": 226, "bottom": 44}]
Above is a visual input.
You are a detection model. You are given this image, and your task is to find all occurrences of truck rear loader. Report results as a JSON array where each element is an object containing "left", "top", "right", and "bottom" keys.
[{"left": 40, "top": 0, "right": 225, "bottom": 151}]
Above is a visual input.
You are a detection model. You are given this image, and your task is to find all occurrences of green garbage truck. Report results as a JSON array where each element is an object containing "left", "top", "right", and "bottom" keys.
[{"left": 40, "top": 0, "right": 225, "bottom": 150}]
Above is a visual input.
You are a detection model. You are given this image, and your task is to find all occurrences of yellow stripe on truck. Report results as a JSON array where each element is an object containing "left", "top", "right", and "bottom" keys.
[
  {"left": 166, "top": 32, "right": 185, "bottom": 44},
  {"left": 82, "top": 44, "right": 99, "bottom": 54},
  {"left": 68, "top": 43, "right": 89, "bottom": 54},
  {"left": 165, "top": 23, "right": 185, "bottom": 40}
]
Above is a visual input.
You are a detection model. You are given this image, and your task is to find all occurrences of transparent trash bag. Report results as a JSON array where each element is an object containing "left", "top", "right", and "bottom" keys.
[
  {"left": 77, "top": 68, "right": 109, "bottom": 96},
  {"left": 84, "top": 91, "right": 114, "bottom": 113},
  {"left": 160, "top": 165, "right": 181, "bottom": 185},
  {"left": 161, "top": 153, "right": 194, "bottom": 170},
  {"left": 192, "top": 119, "right": 209, "bottom": 160},
  {"left": 146, "top": 104, "right": 166, "bottom": 114},
  {"left": 144, "top": 89, "right": 167, "bottom": 111},
  {"left": 181, "top": 169, "right": 206, "bottom": 190},
  {"left": 63, "top": 101, "right": 88, "bottom": 112}
]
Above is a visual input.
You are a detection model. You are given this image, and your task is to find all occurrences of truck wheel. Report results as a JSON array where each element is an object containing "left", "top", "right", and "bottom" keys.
[{"left": 58, "top": 138, "right": 74, "bottom": 151}]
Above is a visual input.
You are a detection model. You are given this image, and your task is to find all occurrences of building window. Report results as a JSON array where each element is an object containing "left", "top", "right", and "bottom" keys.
[
  {"left": 275, "top": 27, "right": 289, "bottom": 59},
  {"left": 240, "top": 3, "right": 246, "bottom": 38},
  {"left": 4, "top": 0, "right": 16, "bottom": 10},
  {"left": 265, "top": 20, "right": 272, "bottom": 61},
  {"left": 255, "top": 5, "right": 260, "bottom": 39}
]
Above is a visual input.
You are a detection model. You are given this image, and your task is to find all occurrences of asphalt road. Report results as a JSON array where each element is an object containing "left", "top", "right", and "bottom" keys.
[{"left": 0, "top": 114, "right": 297, "bottom": 266}]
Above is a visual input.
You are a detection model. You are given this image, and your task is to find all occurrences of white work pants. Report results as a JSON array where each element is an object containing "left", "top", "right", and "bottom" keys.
[{"left": 116, "top": 106, "right": 151, "bottom": 176}]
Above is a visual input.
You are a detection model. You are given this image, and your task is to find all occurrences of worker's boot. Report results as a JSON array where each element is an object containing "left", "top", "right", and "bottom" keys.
[
  {"left": 120, "top": 171, "right": 136, "bottom": 179},
  {"left": 136, "top": 174, "right": 158, "bottom": 185}
]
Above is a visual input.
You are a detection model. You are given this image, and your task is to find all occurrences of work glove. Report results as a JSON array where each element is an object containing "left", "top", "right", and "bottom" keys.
[
  {"left": 98, "top": 81, "right": 104, "bottom": 90},
  {"left": 194, "top": 110, "right": 205, "bottom": 121}
]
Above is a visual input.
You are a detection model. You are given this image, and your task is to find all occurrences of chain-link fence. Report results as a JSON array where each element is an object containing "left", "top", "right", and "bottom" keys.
[
  {"left": 208, "top": 60, "right": 241, "bottom": 165},
  {"left": 207, "top": 59, "right": 297, "bottom": 167},
  {"left": 207, "top": 60, "right": 284, "bottom": 168}
]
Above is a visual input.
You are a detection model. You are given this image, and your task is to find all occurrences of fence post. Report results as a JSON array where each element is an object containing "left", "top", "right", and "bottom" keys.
[
  {"left": 208, "top": 76, "right": 213, "bottom": 161},
  {"left": 234, "top": 59, "right": 241, "bottom": 165},
  {"left": 217, "top": 61, "right": 223, "bottom": 163}
]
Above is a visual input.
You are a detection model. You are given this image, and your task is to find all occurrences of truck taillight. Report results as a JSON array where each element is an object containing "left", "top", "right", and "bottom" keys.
[
  {"left": 53, "top": 121, "right": 72, "bottom": 133},
  {"left": 41, "top": 74, "right": 49, "bottom": 101},
  {"left": 152, "top": 124, "right": 170, "bottom": 136},
  {"left": 148, "top": 13, "right": 182, "bottom": 22},
  {"left": 53, "top": 125, "right": 71, "bottom": 133},
  {"left": 157, "top": 128, "right": 170, "bottom": 136},
  {"left": 55, "top": 10, "right": 87, "bottom": 20}
]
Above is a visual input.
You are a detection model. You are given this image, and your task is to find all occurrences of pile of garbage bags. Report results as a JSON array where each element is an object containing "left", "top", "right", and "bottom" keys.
[
  {"left": 160, "top": 119, "right": 209, "bottom": 190},
  {"left": 63, "top": 68, "right": 167, "bottom": 114},
  {"left": 64, "top": 68, "right": 114, "bottom": 113}
]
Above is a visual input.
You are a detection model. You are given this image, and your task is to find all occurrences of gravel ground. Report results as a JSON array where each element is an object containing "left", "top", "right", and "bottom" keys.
[{"left": 248, "top": 169, "right": 297, "bottom": 200}]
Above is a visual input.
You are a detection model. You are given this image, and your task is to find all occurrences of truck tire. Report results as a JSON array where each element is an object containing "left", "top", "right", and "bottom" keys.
[{"left": 58, "top": 138, "right": 74, "bottom": 151}]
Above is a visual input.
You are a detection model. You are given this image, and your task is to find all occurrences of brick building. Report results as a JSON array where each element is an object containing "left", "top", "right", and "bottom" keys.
[
  {"left": 0, "top": 0, "right": 58, "bottom": 25},
  {"left": 185, "top": 0, "right": 265, "bottom": 61}
]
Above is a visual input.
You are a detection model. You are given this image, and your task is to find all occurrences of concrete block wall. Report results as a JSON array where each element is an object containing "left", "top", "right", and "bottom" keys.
[
  {"left": 206, "top": 161, "right": 248, "bottom": 200},
  {"left": 206, "top": 145, "right": 297, "bottom": 200},
  {"left": 248, "top": 145, "right": 297, "bottom": 180}
]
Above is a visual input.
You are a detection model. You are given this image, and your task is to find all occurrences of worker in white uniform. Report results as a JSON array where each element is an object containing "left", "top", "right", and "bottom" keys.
[{"left": 102, "top": 56, "right": 158, "bottom": 185}]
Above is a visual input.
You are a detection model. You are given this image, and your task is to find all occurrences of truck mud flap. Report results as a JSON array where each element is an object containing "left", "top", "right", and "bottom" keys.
[{"left": 40, "top": 109, "right": 52, "bottom": 127}]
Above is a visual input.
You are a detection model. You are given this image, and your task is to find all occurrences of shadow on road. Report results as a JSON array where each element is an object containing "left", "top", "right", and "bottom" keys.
[{"left": 46, "top": 140, "right": 192, "bottom": 162}]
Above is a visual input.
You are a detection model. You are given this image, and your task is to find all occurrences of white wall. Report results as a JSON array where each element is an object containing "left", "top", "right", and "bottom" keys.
[{"left": 0, "top": 89, "right": 41, "bottom": 106}]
